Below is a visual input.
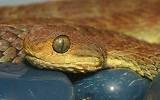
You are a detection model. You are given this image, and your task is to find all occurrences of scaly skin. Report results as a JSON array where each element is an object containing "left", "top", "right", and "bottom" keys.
[
  {"left": 24, "top": 24, "right": 160, "bottom": 80},
  {"left": 0, "top": 23, "right": 160, "bottom": 80},
  {"left": 0, "top": 0, "right": 160, "bottom": 79},
  {"left": 1, "top": 0, "right": 160, "bottom": 43}
]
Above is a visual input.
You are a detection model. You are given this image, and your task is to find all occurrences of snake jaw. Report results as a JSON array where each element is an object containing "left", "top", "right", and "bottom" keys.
[
  {"left": 24, "top": 43, "right": 106, "bottom": 73},
  {"left": 25, "top": 55, "right": 103, "bottom": 73}
]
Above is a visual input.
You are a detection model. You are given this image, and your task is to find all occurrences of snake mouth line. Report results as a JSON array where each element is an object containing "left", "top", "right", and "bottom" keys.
[{"left": 25, "top": 55, "right": 103, "bottom": 73}]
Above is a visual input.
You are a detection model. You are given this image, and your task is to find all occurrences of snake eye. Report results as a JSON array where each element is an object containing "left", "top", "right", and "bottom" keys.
[{"left": 52, "top": 35, "right": 70, "bottom": 53}]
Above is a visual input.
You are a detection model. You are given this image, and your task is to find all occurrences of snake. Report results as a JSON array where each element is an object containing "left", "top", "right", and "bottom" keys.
[{"left": 0, "top": 0, "right": 160, "bottom": 80}]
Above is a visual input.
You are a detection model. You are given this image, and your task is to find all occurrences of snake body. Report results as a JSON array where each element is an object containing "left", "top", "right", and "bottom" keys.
[{"left": 1, "top": 0, "right": 160, "bottom": 79}]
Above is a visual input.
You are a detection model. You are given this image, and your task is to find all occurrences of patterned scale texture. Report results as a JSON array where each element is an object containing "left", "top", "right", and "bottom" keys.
[{"left": 0, "top": 25, "right": 29, "bottom": 63}]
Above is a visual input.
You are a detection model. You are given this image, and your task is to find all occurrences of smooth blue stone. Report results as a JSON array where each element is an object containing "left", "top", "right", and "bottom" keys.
[
  {"left": 0, "top": 63, "right": 28, "bottom": 78},
  {"left": 74, "top": 69, "right": 150, "bottom": 100},
  {"left": 144, "top": 74, "right": 160, "bottom": 100},
  {"left": 0, "top": 64, "right": 74, "bottom": 100}
]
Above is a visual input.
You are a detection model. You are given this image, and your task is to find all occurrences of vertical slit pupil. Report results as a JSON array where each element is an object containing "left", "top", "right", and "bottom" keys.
[{"left": 60, "top": 38, "right": 64, "bottom": 51}]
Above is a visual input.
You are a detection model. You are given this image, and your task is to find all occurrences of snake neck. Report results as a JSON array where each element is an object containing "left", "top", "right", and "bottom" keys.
[
  {"left": 104, "top": 37, "right": 160, "bottom": 80},
  {"left": 0, "top": 24, "right": 30, "bottom": 63},
  {"left": 106, "top": 51, "right": 159, "bottom": 80}
]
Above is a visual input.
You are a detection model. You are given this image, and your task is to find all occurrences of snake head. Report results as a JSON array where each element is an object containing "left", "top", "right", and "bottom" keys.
[{"left": 24, "top": 24, "right": 106, "bottom": 73}]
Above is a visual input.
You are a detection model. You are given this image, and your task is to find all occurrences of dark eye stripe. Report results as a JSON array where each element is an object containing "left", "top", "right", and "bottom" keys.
[
  {"left": 52, "top": 35, "right": 70, "bottom": 53},
  {"left": 61, "top": 38, "right": 64, "bottom": 51}
]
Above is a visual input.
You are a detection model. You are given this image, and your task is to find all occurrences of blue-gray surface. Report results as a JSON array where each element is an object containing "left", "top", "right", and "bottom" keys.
[
  {"left": 74, "top": 69, "right": 150, "bottom": 100},
  {"left": 0, "top": 64, "right": 74, "bottom": 100},
  {"left": 144, "top": 74, "right": 160, "bottom": 100}
]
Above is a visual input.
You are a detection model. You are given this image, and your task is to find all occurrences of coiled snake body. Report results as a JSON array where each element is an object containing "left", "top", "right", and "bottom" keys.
[{"left": 0, "top": 0, "right": 160, "bottom": 80}]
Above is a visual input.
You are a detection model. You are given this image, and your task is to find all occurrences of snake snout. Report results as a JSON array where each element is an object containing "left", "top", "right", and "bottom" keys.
[{"left": 71, "top": 44, "right": 107, "bottom": 72}]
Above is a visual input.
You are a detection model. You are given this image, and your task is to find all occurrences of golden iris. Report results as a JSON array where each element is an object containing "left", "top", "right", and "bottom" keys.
[{"left": 52, "top": 35, "right": 70, "bottom": 53}]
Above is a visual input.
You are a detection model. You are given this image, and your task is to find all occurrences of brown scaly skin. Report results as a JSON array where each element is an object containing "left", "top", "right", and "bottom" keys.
[
  {"left": 1, "top": 0, "right": 160, "bottom": 43},
  {"left": 0, "top": 0, "right": 160, "bottom": 80},
  {"left": 24, "top": 24, "right": 160, "bottom": 80},
  {"left": 0, "top": 24, "right": 30, "bottom": 63},
  {"left": 0, "top": 23, "right": 160, "bottom": 80}
]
